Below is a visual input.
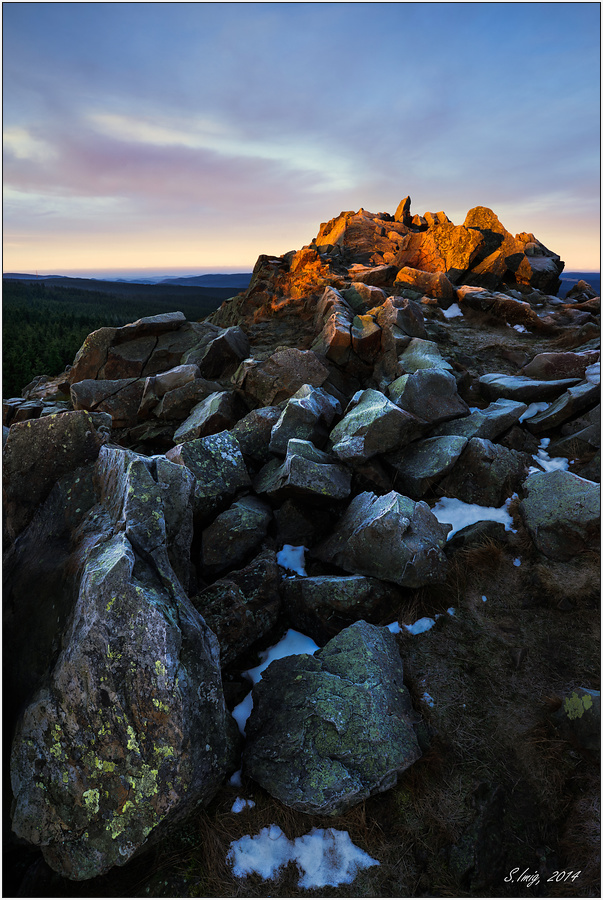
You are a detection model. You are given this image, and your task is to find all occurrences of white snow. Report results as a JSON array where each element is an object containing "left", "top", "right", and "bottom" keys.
[
  {"left": 277, "top": 544, "right": 307, "bottom": 576},
  {"left": 386, "top": 621, "right": 403, "bottom": 634},
  {"left": 585, "top": 361, "right": 600, "bottom": 384},
  {"left": 529, "top": 437, "right": 570, "bottom": 474},
  {"left": 422, "top": 692, "right": 435, "bottom": 707},
  {"left": 442, "top": 303, "right": 463, "bottom": 319},
  {"left": 227, "top": 825, "right": 379, "bottom": 888},
  {"left": 431, "top": 496, "right": 516, "bottom": 539},
  {"left": 513, "top": 324, "right": 528, "bottom": 333},
  {"left": 229, "top": 769, "right": 243, "bottom": 787},
  {"left": 447, "top": 607, "right": 456, "bottom": 616},
  {"left": 482, "top": 595, "right": 487, "bottom": 602},
  {"left": 519, "top": 401, "right": 550, "bottom": 422},
  {"left": 231, "top": 797, "right": 256, "bottom": 813},
  {"left": 231, "top": 628, "right": 320, "bottom": 735},
  {"left": 513, "top": 557, "right": 521, "bottom": 567},
  {"left": 403, "top": 616, "right": 437, "bottom": 635}
]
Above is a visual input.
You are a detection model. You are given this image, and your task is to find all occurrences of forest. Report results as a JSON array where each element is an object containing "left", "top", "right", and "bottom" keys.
[{"left": 2, "top": 279, "right": 232, "bottom": 398}]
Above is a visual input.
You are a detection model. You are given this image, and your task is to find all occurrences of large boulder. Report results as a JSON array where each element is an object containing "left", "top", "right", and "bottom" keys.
[
  {"left": 394, "top": 267, "right": 456, "bottom": 303},
  {"left": 236, "top": 349, "right": 329, "bottom": 406},
  {"left": 268, "top": 385, "right": 342, "bottom": 456},
  {"left": 201, "top": 495, "right": 272, "bottom": 573},
  {"left": 10, "top": 447, "right": 235, "bottom": 880},
  {"left": 3, "top": 411, "right": 108, "bottom": 542},
  {"left": 519, "top": 470, "right": 600, "bottom": 560},
  {"left": 254, "top": 439, "right": 352, "bottom": 503},
  {"left": 243, "top": 621, "right": 421, "bottom": 815},
  {"left": 315, "top": 490, "right": 449, "bottom": 587},
  {"left": 438, "top": 438, "right": 530, "bottom": 507},
  {"left": 71, "top": 378, "right": 146, "bottom": 427},
  {"left": 329, "top": 389, "right": 426, "bottom": 464},
  {"left": 172, "top": 390, "right": 247, "bottom": 442},
  {"left": 385, "top": 436, "right": 468, "bottom": 498},
  {"left": 433, "top": 399, "right": 528, "bottom": 442},
  {"left": 393, "top": 369, "right": 470, "bottom": 425}
]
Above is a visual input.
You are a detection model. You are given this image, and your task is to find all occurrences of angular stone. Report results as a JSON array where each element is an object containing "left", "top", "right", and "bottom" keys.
[
  {"left": 269, "top": 385, "right": 341, "bottom": 456},
  {"left": 71, "top": 378, "right": 145, "bottom": 428},
  {"left": 372, "top": 296, "right": 427, "bottom": 339},
  {"left": 11, "top": 400, "right": 45, "bottom": 422},
  {"left": 385, "top": 436, "right": 468, "bottom": 497},
  {"left": 3, "top": 411, "right": 108, "bottom": 543},
  {"left": 519, "top": 351, "right": 600, "bottom": 381},
  {"left": 243, "top": 620, "right": 421, "bottom": 815},
  {"left": 346, "top": 264, "right": 398, "bottom": 287},
  {"left": 192, "top": 550, "right": 281, "bottom": 668},
  {"left": 432, "top": 399, "right": 528, "bottom": 442},
  {"left": 519, "top": 470, "right": 600, "bottom": 560},
  {"left": 166, "top": 431, "right": 251, "bottom": 521},
  {"left": 100, "top": 336, "right": 157, "bottom": 380},
  {"left": 479, "top": 374, "right": 583, "bottom": 403},
  {"left": 112, "top": 311, "right": 187, "bottom": 343},
  {"left": 254, "top": 439, "right": 351, "bottom": 503},
  {"left": 282, "top": 575, "right": 404, "bottom": 643},
  {"left": 399, "top": 338, "right": 453, "bottom": 374},
  {"left": 351, "top": 315, "right": 382, "bottom": 362},
  {"left": 173, "top": 391, "right": 247, "bottom": 442},
  {"left": 395, "top": 369, "right": 470, "bottom": 425},
  {"left": 330, "top": 389, "right": 425, "bottom": 464},
  {"left": 315, "top": 490, "right": 449, "bottom": 588},
  {"left": 230, "top": 406, "right": 282, "bottom": 463},
  {"left": 186, "top": 325, "right": 250, "bottom": 378},
  {"left": 394, "top": 267, "right": 456, "bottom": 303},
  {"left": 522, "top": 381, "right": 600, "bottom": 435},
  {"left": 137, "top": 365, "right": 201, "bottom": 417},
  {"left": 315, "top": 286, "right": 354, "bottom": 327},
  {"left": 312, "top": 310, "right": 353, "bottom": 366},
  {"left": 201, "top": 496, "right": 272, "bottom": 572},
  {"left": 238, "top": 349, "right": 329, "bottom": 406},
  {"left": 67, "top": 327, "right": 117, "bottom": 384},
  {"left": 438, "top": 438, "right": 529, "bottom": 507},
  {"left": 153, "top": 377, "right": 222, "bottom": 421},
  {"left": 141, "top": 325, "right": 213, "bottom": 377}
]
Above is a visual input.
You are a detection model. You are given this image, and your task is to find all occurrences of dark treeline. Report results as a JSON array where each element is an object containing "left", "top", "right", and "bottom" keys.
[{"left": 2, "top": 279, "right": 231, "bottom": 398}]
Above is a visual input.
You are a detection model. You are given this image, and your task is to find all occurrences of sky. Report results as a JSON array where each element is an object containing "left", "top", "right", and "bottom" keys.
[{"left": 3, "top": 1, "right": 601, "bottom": 277}]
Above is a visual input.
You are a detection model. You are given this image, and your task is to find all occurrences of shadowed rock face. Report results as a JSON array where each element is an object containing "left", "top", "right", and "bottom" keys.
[{"left": 243, "top": 621, "right": 421, "bottom": 815}]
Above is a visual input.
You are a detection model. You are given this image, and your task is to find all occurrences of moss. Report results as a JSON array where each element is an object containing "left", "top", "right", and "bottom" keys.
[{"left": 563, "top": 691, "right": 593, "bottom": 720}]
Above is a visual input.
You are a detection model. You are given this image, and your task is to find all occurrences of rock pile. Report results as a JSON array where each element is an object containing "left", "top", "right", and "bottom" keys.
[{"left": 3, "top": 197, "right": 600, "bottom": 887}]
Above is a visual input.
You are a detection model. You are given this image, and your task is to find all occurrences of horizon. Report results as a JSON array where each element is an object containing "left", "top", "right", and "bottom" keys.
[{"left": 3, "top": 3, "right": 601, "bottom": 273}]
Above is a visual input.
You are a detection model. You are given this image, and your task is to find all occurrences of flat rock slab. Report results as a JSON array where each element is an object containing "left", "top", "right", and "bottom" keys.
[
  {"left": 479, "top": 373, "right": 581, "bottom": 403},
  {"left": 432, "top": 399, "right": 527, "bottom": 442},
  {"left": 519, "top": 469, "right": 600, "bottom": 560},
  {"left": 243, "top": 620, "right": 421, "bottom": 815},
  {"left": 315, "top": 490, "right": 449, "bottom": 587},
  {"left": 523, "top": 381, "right": 600, "bottom": 435}
]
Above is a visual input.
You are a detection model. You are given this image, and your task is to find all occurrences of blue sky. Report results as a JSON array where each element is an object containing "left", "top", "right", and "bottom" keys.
[{"left": 3, "top": 2, "right": 600, "bottom": 275}]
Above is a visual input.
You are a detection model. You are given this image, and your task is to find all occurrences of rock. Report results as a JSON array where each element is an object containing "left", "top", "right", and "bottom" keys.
[
  {"left": 564, "top": 280, "right": 599, "bottom": 302},
  {"left": 311, "top": 308, "right": 353, "bottom": 366},
  {"left": 3, "top": 411, "right": 108, "bottom": 543},
  {"left": 372, "top": 296, "right": 427, "bottom": 339},
  {"left": 394, "top": 196, "right": 413, "bottom": 226},
  {"left": 519, "top": 470, "right": 600, "bottom": 560},
  {"left": 329, "top": 389, "right": 425, "bottom": 464},
  {"left": 344, "top": 282, "right": 387, "bottom": 309},
  {"left": 141, "top": 324, "right": 218, "bottom": 377},
  {"left": 112, "top": 311, "right": 187, "bottom": 343},
  {"left": 67, "top": 327, "right": 117, "bottom": 384},
  {"left": 273, "top": 499, "right": 327, "bottom": 547},
  {"left": 201, "top": 495, "right": 272, "bottom": 572},
  {"left": 268, "top": 385, "right": 342, "bottom": 456},
  {"left": 229, "top": 406, "right": 282, "bottom": 464},
  {"left": 243, "top": 621, "right": 421, "bottom": 815},
  {"left": 101, "top": 336, "right": 157, "bottom": 380},
  {"left": 346, "top": 264, "right": 398, "bottom": 287},
  {"left": 192, "top": 551, "right": 281, "bottom": 668},
  {"left": 186, "top": 326, "right": 250, "bottom": 377},
  {"left": 166, "top": 431, "right": 251, "bottom": 521},
  {"left": 71, "top": 378, "right": 146, "bottom": 428},
  {"left": 385, "top": 436, "right": 468, "bottom": 497},
  {"left": 438, "top": 438, "right": 529, "bottom": 507},
  {"left": 432, "top": 399, "right": 528, "bottom": 442},
  {"left": 10, "top": 446, "right": 235, "bottom": 879},
  {"left": 456, "top": 287, "right": 554, "bottom": 332},
  {"left": 254, "top": 439, "right": 352, "bottom": 503},
  {"left": 550, "top": 688, "right": 600, "bottom": 752},
  {"left": 315, "top": 490, "right": 449, "bottom": 588},
  {"left": 398, "top": 338, "right": 453, "bottom": 373},
  {"left": 11, "top": 400, "right": 45, "bottom": 422},
  {"left": 478, "top": 373, "right": 581, "bottom": 403},
  {"left": 282, "top": 575, "right": 404, "bottom": 643},
  {"left": 394, "top": 369, "right": 470, "bottom": 425},
  {"left": 172, "top": 390, "right": 247, "bottom": 443},
  {"left": 351, "top": 315, "right": 382, "bottom": 362},
  {"left": 237, "top": 349, "right": 329, "bottom": 406},
  {"left": 519, "top": 351, "right": 599, "bottom": 381},
  {"left": 394, "top": 267, "right": 456, "bottom": 303},
  {"left": 153, "top": 376, "right": 223, "bottom": 421},
  {"left": 522, "top": 381, "right": 600, "bottom": 435},
  {"left": 395, "top": 222, "right": 485, "bottom": 284},
  {"left": 137, "top": 365, "right": 201, "bottom": 417}
]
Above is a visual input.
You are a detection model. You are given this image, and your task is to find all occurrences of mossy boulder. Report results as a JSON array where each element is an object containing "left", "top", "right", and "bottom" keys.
[
  {"left": 519, "top": 469, "right": 600, "bottom": 560},
  {"left": 243, "top": 620, "right": 421, "bottom": 815}
]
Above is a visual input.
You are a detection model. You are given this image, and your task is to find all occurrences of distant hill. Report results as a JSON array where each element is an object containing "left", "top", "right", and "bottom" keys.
[
  {"left": 2, "top": 275, "right": 238, "bottom": 303},
  {"left": 159, "top": 273, "right": 252, "bottom": 288}
]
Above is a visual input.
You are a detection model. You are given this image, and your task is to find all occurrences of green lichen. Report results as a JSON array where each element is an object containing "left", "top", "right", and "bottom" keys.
[
  {"left": 564, "top": 691, "right": 593, "bottom": 720},
  {"left": 106, "top": 596, "right": 117, "bottom": 613},
  {"left": 155, "top": 660, "right": 167, "bottom": 677},
  {"left": 152, "top": 699, "right": 170, "bottom": 713},
  {"left": 83, "top": 788, "right": 100, "bottom": 815},
  {"left": 126, "top": 725, "right": 140, "bottom": 752}
]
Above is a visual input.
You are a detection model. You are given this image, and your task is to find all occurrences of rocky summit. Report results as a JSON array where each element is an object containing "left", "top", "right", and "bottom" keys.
[{"left": 3, "top": 198, "right": 600, "bottom": 897}]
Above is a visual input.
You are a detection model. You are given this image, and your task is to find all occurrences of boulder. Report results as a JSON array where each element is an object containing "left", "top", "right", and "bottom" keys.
[
  {"left": 282, "top": 575, "right": 404, "bottom": 643},
  {"left": 71, "top": 378, "right": 146, "bottom": 428},
  {"left": 230, "top": 406, "right": 282, "bottom": 464},
  {"left": 394, "top": 369, "right": 470, "bottom": 425},
  {"left": 254, "top": 439, "right": 352, "bottom": 503},
  {"left": 432, "top": 399, "right": 528, "bottom": 442},
  {"left": 201, "top": 495, "right": 272, "bottom": 572},
  {"left": 519, "top": 470, "right": 600, "bottom": 560},
  {"left": 522, "top": 381, "right": 600, "bottom": 435},
  {"left": 100, "top": 336, "right": 157, "bottom": 380},
  {"left": 166, "top": 431, "right": 251, "bottom": 521},
  {"left": 398, "top": 338, "right": 453, "bottom": 374},
  {"left": 315, "top": 490, "right": 449, "bottom": 588},
  {"left": 311, "top": 310, "right": 353, "bottom": 367},
  {"left": 137, "top": 365, "right": 201, "bottom": 417},
  {"left": 478, "top": 373, "right": 581, "bottom": 403},
  {"left": 67, "top": 327, "right": 117, "bottom": 384},
  {"left": 10, "top": 445, "right": 235, "bottom": 880},
  {"left": 172, "top": 390, "right": 247, "bottom": 443},
  {"left": 112, "top": 311, "right": 187, "bottom": 343},
  {"left": 438, "top": 438, "right": 530, "bottom": 507},
  {"left": 185, "top": 326, "right": 250, "bottom": 377},
  {"left": 519, "top": 351, "right": 600, "bottom": 381},
  {"left": 268, "top": 385, "right": 342, "bottom": 456},
  {"left": 243, "top": 621, "right": 421, "bottom": 815},
  {"left": 372, "top": 296, "right": 427, "bottom": 339},
  {"left": 237, "top": 349, "right": 329, "bottom": 406},
  {"left": 153, "top": 377, "right": 223, "bottom": 421},
  {"left": 3, "top": 411, "right": 108, "bottom": 543},
  {"left": 329, "top": 389, "right": 426, "bottom": 464},
  {"left": 394, "top": 267, "right": 456, "bottom": 303},
  {"left": 385, "top": 436, "right": 469, "bottom": 497},
  {"left": 192, "top": 550, "right": 281, "bottom": 668},
  {"left": 394, "top": 196, "right": 413, "bottom": 226},
  {"left": 351, "top": 315, "right": 382, "bottom": 362}
]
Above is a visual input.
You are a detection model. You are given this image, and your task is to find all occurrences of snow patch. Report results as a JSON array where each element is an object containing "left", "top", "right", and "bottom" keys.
[
  {"left": 442, "top": 303, "right": 463, "bottom": 319},
  {"left": 513, "top": 324, "right": 528, "bottom": 333},
  {"left": 277, "top": 544, "right": 307, "bottom": 576},
  {"left": 422, "top": 692, "right": 435, "bottom": 707},
  {"left": 519, "top": 401, "right": 550, "bottom": 422},
  {"left": 431, "top": 496, "right": 516, "bottom": 539},
  {"left": 482, "top": 595, "right": 488, "bottom": 602},
  {"left": 529, "top": 437, "right": 570, "bottom": 474},
  {"left": 227, "top": 825, "right": 379, "bottom": 888},
  {"left": 513, "top": 557, "right": 521, "bottom": 567},
  {"left": 229, "top": 769, "right": 242, "bottom": 787},
  {"left": 403, "top": 616, "right": 437, "bottom": 636},
  {"left": 231, "top": 797, "right": 256, "bottom": 813}
]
